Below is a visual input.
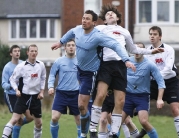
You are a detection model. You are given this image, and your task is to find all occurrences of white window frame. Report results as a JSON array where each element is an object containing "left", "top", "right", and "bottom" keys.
[
  {"left": 84, "top": 0, "right": 102, "bottom": 15},
  {"left": 9, "top": 19, "right": 56, "bottom": 41},
  {"left": 136, "top": 0, "right": 179, "bottom": 25}
]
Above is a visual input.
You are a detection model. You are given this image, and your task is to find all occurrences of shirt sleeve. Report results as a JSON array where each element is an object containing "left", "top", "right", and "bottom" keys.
[
  {"left": 160, "top": 47, "right": 175, "bottom": 77},
  {"left": 9, "top": 65, "right": 22, "bottom": 90},
  {"left": 1, "top": 66, "right": 11, "bottom": 91},
  {"left": 151, "top": 62, "right": 166, "bottom": 89},
  {"left": 97, "top": 32, "right": 129, "bottom": 62},
  {"left": 121, "top": 29, "right": 152, "bottom": 54},
  {"left": 40, "top": 62, "right": 46, "bottom": 90},
  {"left": 48, "top": 60, "right": 59, "bottom": 89},
  {"left": 60, "top": 27, "right": 76, "bottom": 44}
]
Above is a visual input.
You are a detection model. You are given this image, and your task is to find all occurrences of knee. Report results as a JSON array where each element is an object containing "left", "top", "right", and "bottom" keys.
[
  {"left": 140, "top": 118, "right": 148, "bottom": 127},
  {"left": 26, "top": 116, "right": 33, "bottom": 122},
  {"left": 96, "top": 92, "right": 106, "bottom": 102},
  {"left": 115, "top": 98, "right": 125, "bottom": 108},
  {"left": 171, "top": 107, "right": 179, "bottom": 117},
  {"left": 51, "top": 115, "right": 59, "bottom": 123},
  {"left": 16, "top": 117, "right": 23, "bottom": 126},
  {"left": 78, "top": 105, "right": 85, "bottom": 112},
  {"left": 35, "top": 120, "right": 42, "bottom": 128},
  {"left": 99, "top": 118, "right": 108, "bottom": 127}
]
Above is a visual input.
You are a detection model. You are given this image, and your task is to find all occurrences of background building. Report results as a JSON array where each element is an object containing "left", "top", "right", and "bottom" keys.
[{"left": 0, "top": 0, "right": 179, "bottom": 64}]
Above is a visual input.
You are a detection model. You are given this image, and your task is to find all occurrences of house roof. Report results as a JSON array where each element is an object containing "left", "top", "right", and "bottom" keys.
[{"left": 0, "top": 0, "right": 61, "bottom": 18}]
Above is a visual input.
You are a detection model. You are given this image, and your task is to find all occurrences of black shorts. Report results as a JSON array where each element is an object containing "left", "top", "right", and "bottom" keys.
[
  {"left": 102, "top": 90, "right": 114, "bottom": 113},
  {"left": 150, "top": 76, "right": 179, "bottom": 104},
  {"left": 4, "top": 93, "right": 17, "bottom": 113},
  {"left": 14, "top": 93, "right": 42, "bottom": 118},
  {"left": 97, "top": 60, "right": 127, "bottom": 92}
]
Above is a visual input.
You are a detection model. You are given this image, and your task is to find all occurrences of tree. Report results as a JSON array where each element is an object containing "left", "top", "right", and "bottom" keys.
[{"left": 0, "top": 43, "right": 27, "bottom": 104}]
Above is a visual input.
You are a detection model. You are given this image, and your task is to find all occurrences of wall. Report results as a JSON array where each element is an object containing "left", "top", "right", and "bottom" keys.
[
  {"left": 0, "top": 19, "right": 62, "bottom": 64},
  {"left": 61, "top": 0, "right": 126, "bottom": 34},
  {"left": 0, "top": 20, "right": 9, "bottom": 43}
]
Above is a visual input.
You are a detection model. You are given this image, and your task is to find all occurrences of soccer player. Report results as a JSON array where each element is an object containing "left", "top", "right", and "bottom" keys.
[
  {"left": 90, "top": 4, "right": 164, "bottom": 138},
  {"left": 137, "top": 26, "right": 179, "bottom": 137},
  {"left": 51, "top": 10, "right": 136, "bottom": 138},
  {"left": 122, "top": 42, "right": 165, "bottom": 138},
  {"left": 2, "top": 44, "right": 46, "bottom": 138},
  {"left": 48, "top": 39, "right": 80, "bottom": 138},
  {"left": 92, "top": 81, "right": 138, "bottom": 138},
  {"left": 1, "top": 45, "right": 33, "bottom": 138}
]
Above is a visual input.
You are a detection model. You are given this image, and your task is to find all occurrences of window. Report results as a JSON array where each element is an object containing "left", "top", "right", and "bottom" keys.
[
  {"left": 20, "top": 20, "right": 26, "bottom": 38},
  {"left": 157, "top": 1, "right": 169, "bottom": 21},
  {"left": 137, "top": 0, "right": 179, "bottom": 24},
  {"left": 11, "top": 20, "right": 16, "bottom": 38},
  {"left": 175, "top": 1, "right": 179, "bottom": 23},
  {"left": 84, "top": 0, "right": 102, "bottom": 14},
  {"left": 139, "top": 1, "right": 151, "bottom": 23},
  {"left": 40, "top": 19, "right": 47, "bottom": 38},
  {"left": 10, "top": 19, "right": 55, "bottom": 40},
  {"left": 50, "top": 19, "right": 55, "bottom": 38},
  {"left": 30, "top": 20, "right": 36, "bottom": 38}
]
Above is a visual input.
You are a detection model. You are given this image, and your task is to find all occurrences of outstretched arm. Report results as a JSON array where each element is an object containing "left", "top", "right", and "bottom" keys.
[{"left": 51, "top": 42, "right": 63, "bottom": 50}]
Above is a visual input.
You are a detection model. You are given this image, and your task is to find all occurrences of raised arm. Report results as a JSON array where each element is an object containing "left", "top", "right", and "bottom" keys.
[
  {"left": 51, "top": 28, "right": 75, "bottom": 50},
  {"left": 98, "top": 33, "right": 136, "bottom": 71},
  {"left": 121, "top": 29, "right": 164, "bottom": 54}
]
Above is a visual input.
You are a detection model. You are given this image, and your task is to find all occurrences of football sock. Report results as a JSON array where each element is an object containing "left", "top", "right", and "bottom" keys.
[{"left": 50, "top": 121, "right": 59, "bottom": 138}]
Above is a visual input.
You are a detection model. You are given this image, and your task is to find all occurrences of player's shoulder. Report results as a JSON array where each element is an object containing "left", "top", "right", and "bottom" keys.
[
  {"left": 144, "top": 57, "right": 156, "bottom": 67},
  {"left": 95, "top": 25, "right": 107, "bottom": 31},
  {"left": 3, "top": 61, "right": 11, "bottom": 68},
  {"left": 36, "top": 60, "right": 45, "bottom": 65},
  {"left": 163, "top": 43, "right": 174, "bottom": 50}
]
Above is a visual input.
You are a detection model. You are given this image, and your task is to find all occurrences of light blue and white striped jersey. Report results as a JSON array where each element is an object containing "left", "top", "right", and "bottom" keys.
[
  {"left": 2, "top": 60, "right": 23, "bottom": 95},
  {"left": 60, "top": 25, "right": 129, "bottom": 72},
  {"left": 48, "top": 56, "right": 79, "bottom": 91},
  {"left": 126, "top": 56, "right": 165, "bottom": 94}
]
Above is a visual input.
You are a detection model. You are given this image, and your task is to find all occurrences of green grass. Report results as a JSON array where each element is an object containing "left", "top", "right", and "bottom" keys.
[{"left": 0, "top": 105, "right": 177, "bottom": 138}]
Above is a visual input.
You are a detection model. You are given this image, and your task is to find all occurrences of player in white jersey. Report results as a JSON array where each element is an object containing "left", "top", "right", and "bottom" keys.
[
  {"left": 2, "top": 44, "right": 46, "bottom": 138},
  {"left": 89, "top": 4, "right": 164, "bottom": 138},
  {"left": 2, "top": 45, "right": 33, "bottom": 138},
  {"left": 137, "top": 26, "right": 179, "bottom": 138}
]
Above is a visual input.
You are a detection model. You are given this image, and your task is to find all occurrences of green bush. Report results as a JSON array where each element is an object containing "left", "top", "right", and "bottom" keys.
[{"left": 0, "top": 43, "right": 27, "bottom": 104}]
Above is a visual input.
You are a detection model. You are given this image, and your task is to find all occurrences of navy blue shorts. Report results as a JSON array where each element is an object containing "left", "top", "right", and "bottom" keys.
[
  {"left": 77, "top": 67, "right": 97, "bottom": 95},
  {"left": 123, "top": 92, "right": 150, "bottom": 117},
  {"left": 52, "top": 90, "right": 80, "bottom": 115},
  {"left": 4, "top": 93, "right": 17, "bottom": 113}
]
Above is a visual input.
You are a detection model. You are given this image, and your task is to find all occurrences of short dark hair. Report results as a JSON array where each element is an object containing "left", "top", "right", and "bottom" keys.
[
  {"left": 27, "top": 44, "right": 38, "bottom": 51},
  {"left": 149, "top": 26, "right": 162, "bottom": 36},
  {"left": 84, "top": 10, "right": 98, "bottom": 21},
  {"left": 99, "top": 4, "right": 122, "bottom": 25},
  {"left": 65, "top": 39, "right": 75, "bottom": 47},
  {"left": 9, "top": 45, "right": 20, "bottom": 53},
  {"left": 135, "top": 42, "right": 145, "bottom": 48}
]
